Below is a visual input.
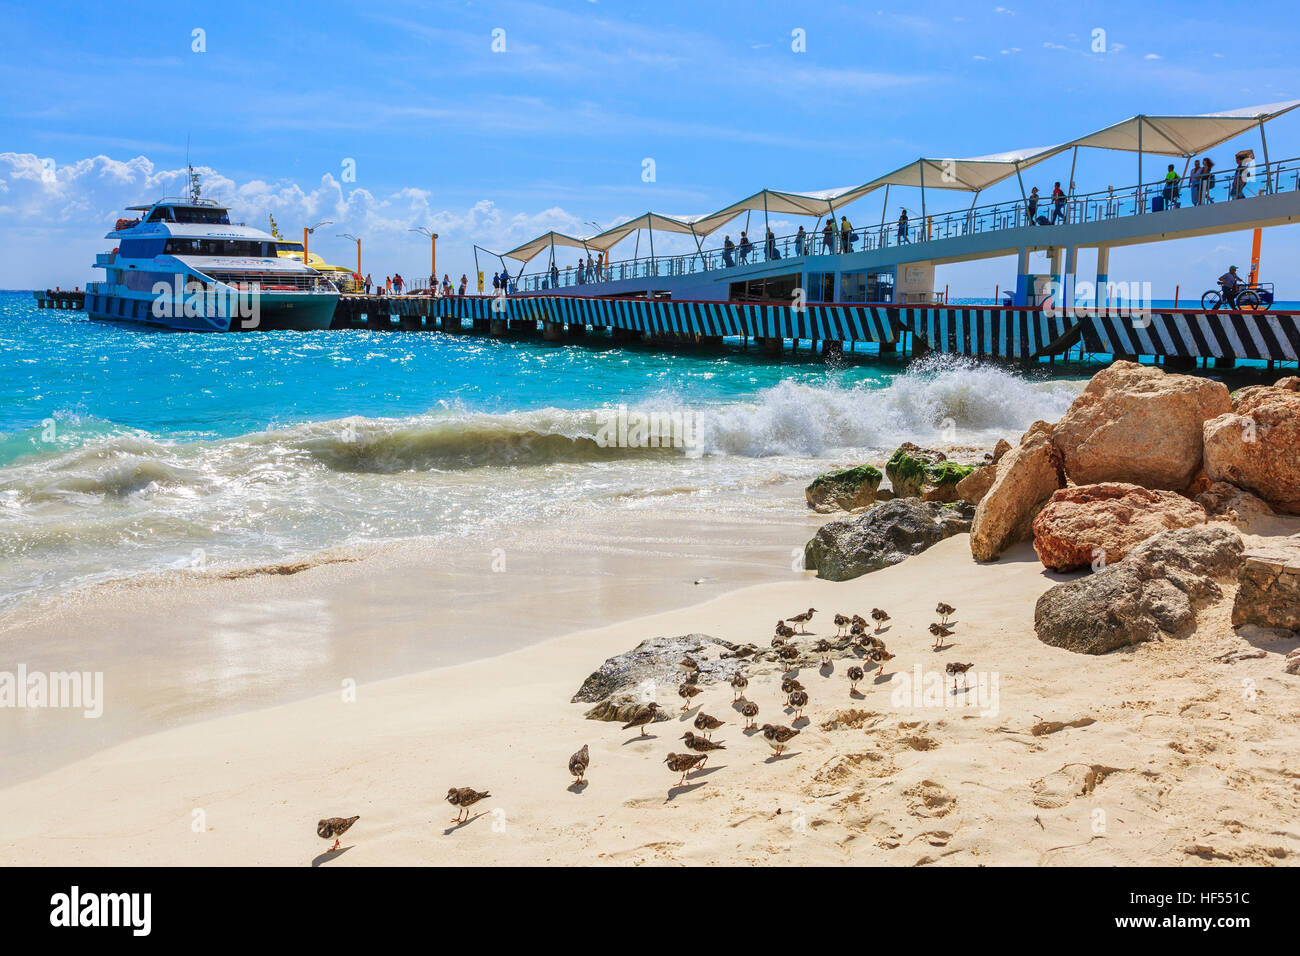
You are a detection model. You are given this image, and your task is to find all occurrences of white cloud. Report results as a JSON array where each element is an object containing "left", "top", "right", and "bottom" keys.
[{"left": 1144, "top": 53, "right": 1161, "bottom": 59}]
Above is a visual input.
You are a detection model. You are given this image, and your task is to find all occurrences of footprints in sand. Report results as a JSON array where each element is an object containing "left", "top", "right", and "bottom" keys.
[
  {"left": 903, "top": 780, "right": 957, "bottom": 818},
  {"left": 1030, "top": 763, "right": 1126, "bottom": 809}
]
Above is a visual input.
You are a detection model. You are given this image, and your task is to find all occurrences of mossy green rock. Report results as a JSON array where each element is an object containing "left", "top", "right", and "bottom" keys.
[
  {"left": 806, "top": 464, "right": 883, "bottom": 513},
  {"left": 885, "top": 443, "right": 948, "bottom": 498}
]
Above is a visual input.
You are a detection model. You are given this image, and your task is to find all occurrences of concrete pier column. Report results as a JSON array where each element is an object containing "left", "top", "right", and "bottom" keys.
[
  {"left": 473, "top": 317, "right": 491, "bottom": 333},
  {"left": 822, "top": 340, "right": 844, "bottom": 358},
  {"left": 1013, "top": 247, "right": 1031, "bottom": 306},
  {"left": 542, "top": 321, "right": 565, "bottom": 341},
  {"left": 489, "top": 318, "right": 508, "bottom": 336},
  {"left": 1048, "top": 247, "right": 1063, "bottom": 310},
  {"left": 878, "top": 339, "right": 898, "bottom": 355},
  {"left": 567, "top": 323, "right": 587, "bottom": 337},
  {"left": 1095, "top": 245, "right": 1111, "bottom": 309},
  {"left": 1061, "top": 245, "right": 1078, "bottom": 314},
  {"left": 760, "top": 336, "right": 783, "bottom": 357}
]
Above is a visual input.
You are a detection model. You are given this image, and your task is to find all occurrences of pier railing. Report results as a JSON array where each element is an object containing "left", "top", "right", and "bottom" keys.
[{"left": 516, "top": 155, "right": 1300, "bottom": 293}]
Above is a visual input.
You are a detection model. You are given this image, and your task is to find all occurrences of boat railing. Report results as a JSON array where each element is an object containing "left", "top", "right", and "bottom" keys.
[{"left": 515, "top": 155, "right": 1300, "bottom": 292}]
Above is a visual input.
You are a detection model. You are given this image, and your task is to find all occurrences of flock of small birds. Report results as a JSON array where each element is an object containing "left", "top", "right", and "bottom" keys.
[{"left": 317, "top": 601, "right": 970, "bottom": 850}]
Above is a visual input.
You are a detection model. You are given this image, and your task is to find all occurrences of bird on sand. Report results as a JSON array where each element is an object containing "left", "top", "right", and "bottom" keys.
[
  {"left": 787, "top": 689, "right": 809, "bottom": 719},
  {"left": 731, "top": 672, "right": 749, "bottom": 701},
  {"left": 847, "top": 665, "right": 865, "bottom": 693},
  {"left": 680, "top": 731, "right": 726, "bottom": 753},
  {"left": 678, "top": 682, "right": 703, "bottom": 710},
  {"left": 833, "top": 613, "right": 851, "bottom": 636},
  {"left": 781, "top": 676, "right": 804, "bottom": 700},
  {"left": 936, "top": 602, "right": 956, "bottom": 625},
  {"left": 740, "top": 700, "right": 760, "bottom": 729},
  {"left": 945, "top": 661, "right": 974, "bottom": 690},
  {"left": 786, "top": 608, "right": 817, "bottom": 634},
  {"left": 694, "top": 712, "right": 725, "bottom": 739},
  {"left": 678, "top": 655, "right": 700, "bottom": 673},
  {"left": 930, "top": 622, "right": 954, "bottom": 649},
  {"left": 568, "top": 744, "right": 589, "bottom": 785},
  {"left": 664, "top": 751, "right": 708, "bottom": 786},
  {"left": 816, "top": 639, "right": 834, "bottom": 665},
  {"left": 622, "top": 701, "right": 660, "bottom": 736},
  {"left": 870, "top": 608, "right": 890, "bottom": 631},
  {"left": 774, "top": 620, "right": 795, "bottom": 641},
  {"left": 446, "top": 787, "right": 491, "bottom": 824},
  {"left": 867, "top": 646, "right": 895, "bottom": 677},
  {"left": 317, "top": 816, "right": 359, "bottom": 852},
  {"left": 760, "top": 723, "right": 800, "bottom": 756}
]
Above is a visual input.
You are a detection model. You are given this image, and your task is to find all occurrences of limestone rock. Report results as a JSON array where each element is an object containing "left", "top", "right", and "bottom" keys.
[
  {"left": 572, "top": 633, "right": 746, "bottom": 705},
  {"left": 885, "top": 443, "right": 946, "bottom": 498},
  {"left": 1034, "top": 526, "right": 1244, "bottom": 654},
  {"left": 956, "top": 463, "right": 998, "bottom": 505},
  {"left": 804, "top": 497, "right": 975, "bottom": 582},
  {"left": 1031, "top": 483, "right": 1207, "bottom": 572},
  {"left": 1203, "top": 383, "right": 1300, "bottom": 515},
  {"left": 1051, "top": 361, "right": 1231, "bottom": 490},
  {"left": 970, "top": 421, "right": 1065, "bottom": 561},
  {"left": 805, "top": 464, "right": 882, "bottom": 513},
  {"left": 1231, "top": 538, "right": 1300, "bottom": 632},
  {"left": 1195, "top": 481, "right": 1276, "bottom": 529}
]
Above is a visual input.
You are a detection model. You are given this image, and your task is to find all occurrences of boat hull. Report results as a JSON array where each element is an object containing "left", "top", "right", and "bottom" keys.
[{"left": 84, "top": 289, "right": 338, "bottom": 332}]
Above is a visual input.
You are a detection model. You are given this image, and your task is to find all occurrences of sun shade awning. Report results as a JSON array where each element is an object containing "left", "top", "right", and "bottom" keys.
[
  {"left": 588, "top": 212, "right": 713, "bottom": 249},
  {"left": 502, "top": 231, "right": 595, "bottom": 263},
  {"left": 1067, "top": 100, "right": 1300, "bottom": 156},
  {"left": 862, "top": 145, "right": 1068, "bottom": 193}
]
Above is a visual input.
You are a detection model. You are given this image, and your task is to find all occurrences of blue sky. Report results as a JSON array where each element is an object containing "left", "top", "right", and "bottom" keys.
[{"left": 3, "top": 0, "right": 1300, "bottom": 293}]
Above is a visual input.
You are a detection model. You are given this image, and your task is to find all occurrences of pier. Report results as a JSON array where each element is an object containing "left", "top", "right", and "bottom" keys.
[{"left": 33, "top": 289, "right": 85, "bottom": 310}]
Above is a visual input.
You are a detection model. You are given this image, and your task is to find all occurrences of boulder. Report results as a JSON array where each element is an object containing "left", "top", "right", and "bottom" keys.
[
  {"left": 1203, "top": 383, "right": 1300, "bottom": 515},
  {"left": 969, "top": 421, "right": 1065, "bottom": 561},
  {"left": 885, "top": 443, "right": 946, "bottom": 498},
  {"left": 1051, "top": 361, "right": 1231, "bottom": 490},
  {"left": 956, "top": 463, "right": 998, "bottom": 505},
  {"left": 1031, "top": 483, "right": 1207, "bottom": 572},
  {"left": 1231, "top": 538, "right": 1300, "bottom": 632},
  {"left": 1195, "top": 481, "right": 1276, "bottom": 529},
  {"left": 920, "top": 462, "right": 976, "bottom": 503},
  {"left": 572, "top": 633, "right": 747, "bottom": 707},
  {"left": 1034, "top": 526, "right": 1244, "bottom": 654},
  {"left": 992, "top": 438, "right": 1012, "bottom": 462},
  {"left": 804, "top": 497, "right": 975, "bottom": 582},
  {"left": 805, "top": 464, "right": 882, "bottom": 513}
]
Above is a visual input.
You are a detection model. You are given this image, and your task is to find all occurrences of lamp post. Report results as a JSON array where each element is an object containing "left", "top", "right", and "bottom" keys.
[
  {"left": 303, "top": 219, "right": 333, "bottom": 270},
  {"left": 338, "top": 233, "right": 362, "bottom": 277},
  {"left": 411, "top": 227, "right": 438, "bottom": 287}
]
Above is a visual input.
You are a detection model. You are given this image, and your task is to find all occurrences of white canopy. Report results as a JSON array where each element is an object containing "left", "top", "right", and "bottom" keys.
[
  {"left": 587, "top": 212, "right": 712, "bottom": 250},
  {"left": 1068, "top": 100, "right": 1300, "bottom": 156},
  {"left": 690, "top": 186, "right": 878, "bottom": 233},
  {"left": 863, "top": 145, "right": 1067, "bottom": 193},
  {"left": 502, "top": 231, "right": 594, "bottom": 263}
]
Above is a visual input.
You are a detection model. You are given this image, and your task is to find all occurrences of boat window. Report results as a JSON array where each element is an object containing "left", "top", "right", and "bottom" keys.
[
  {"left": 728, "top": 273, "right": 802, "bottom": 303},
  {"left": 147, "top": 207, "right": 176, "bottom": 222},
  {"left": 806, "top": 272, "right": 836, "bottom": 302},
  {"left": 171, "top": 207, "right": 232, "bottom": 225},
  {"left": 163, "top": 238, "right": 274, "bottom": 257}
]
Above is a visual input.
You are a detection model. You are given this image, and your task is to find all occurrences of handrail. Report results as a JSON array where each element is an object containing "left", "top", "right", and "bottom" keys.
[{"left": 515, "top": 155, "right": 1300, "bottom": 292}]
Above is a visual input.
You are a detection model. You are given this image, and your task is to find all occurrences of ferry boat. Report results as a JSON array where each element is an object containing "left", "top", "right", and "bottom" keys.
[{"left": 85, "top": 169, "right": 339, "bottom": 331}]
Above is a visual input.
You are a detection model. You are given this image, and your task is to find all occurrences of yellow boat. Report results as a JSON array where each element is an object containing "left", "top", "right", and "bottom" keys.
[{"left": 269, "top": 216, "right": 360, "bottom": 292}]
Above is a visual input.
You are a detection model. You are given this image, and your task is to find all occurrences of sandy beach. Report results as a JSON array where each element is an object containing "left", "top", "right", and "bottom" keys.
[{"left": 3, "top": 518, "right": 1297, "bottom": 867}]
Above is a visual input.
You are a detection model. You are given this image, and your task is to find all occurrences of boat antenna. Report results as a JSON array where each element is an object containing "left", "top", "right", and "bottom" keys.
[{"left": 185, "top": 134, "right": 202, "bottom": 203}]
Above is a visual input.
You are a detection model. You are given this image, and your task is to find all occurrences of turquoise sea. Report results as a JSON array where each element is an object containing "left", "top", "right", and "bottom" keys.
[{"left": 0, "top": 290, "right": 1091, "bottom": 608}]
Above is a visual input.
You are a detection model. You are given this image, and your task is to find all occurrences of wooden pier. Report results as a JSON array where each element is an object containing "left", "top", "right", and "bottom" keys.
[{"left": 33, "top": 289, "right": 85, "bottom": 310}]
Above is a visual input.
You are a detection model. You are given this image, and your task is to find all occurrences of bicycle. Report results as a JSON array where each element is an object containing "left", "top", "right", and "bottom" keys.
[{"left": 1200, "top": 281, "right": 1272, "bottom": 311}]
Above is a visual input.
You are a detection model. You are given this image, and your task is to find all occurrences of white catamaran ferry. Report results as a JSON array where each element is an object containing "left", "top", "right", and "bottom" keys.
[{"left": 86, "top": 169, "right": 339, "bottom": 331}]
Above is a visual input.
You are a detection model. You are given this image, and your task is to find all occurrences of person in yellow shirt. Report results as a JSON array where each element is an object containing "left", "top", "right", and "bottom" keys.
[{"left": 839, "top": 216, "right": 853, "bottom": 253}]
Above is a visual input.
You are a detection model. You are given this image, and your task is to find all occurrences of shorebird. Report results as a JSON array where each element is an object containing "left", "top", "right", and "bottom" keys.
[
  {"left": 774, "top": 620, "right": 795, "bottom": 641},
  {"left": 786, "top": 608, "right": 817, "bottom": 634},
  {"left": 317, "top": 815, "right": 359, "bottom": 852},
  {"left": 446, "top": 787, "right": 491, "bottom": 824},
  {"left": 851, "top": 614, "right": 867, "bottom": 630},
  {"left": 781, "top": 676, "right": 804, "bottom": 700},
  {"left": 678, "top": 655, "right": 700, "bottom": 673},
  {"left": 680, "top": 731, "right": 726, "bottom": 753},
  {"left": 622, "top": 701, "right": 660, "bottom": 736},
  {"left": 945, "top": 661, "right": 974, "bottom": 690},
  {"left": 787, "top": 689, "right": 809, "bottom": 719},
  {"left": 816, "top": 639, "right": 833, "bottom": 666},
  {"left": 870, "top": 608, "right": 890, "bottom": 632},
  {"left": 694, "top": 712, "right": 725, "bottom": 739},
  {"left": 731, "top": 672, "right": 749, "bottom": 701},
  {"left": 664, "top": 751, "right": 707, "bottom": 786},
  {"left": 847, "top": 665, "right": 864, "bottom": 694},
  {"left": 779, "top": 644, "right": 800, "bottom": 664},
  {"left": 568, "top": 744, "right": 589, "bottom": 785},
  {"left": 678, "top": 682, "right": 703, "bottom": 711},
  {"left": 930, "top": 622, "right": 954, "bottom": 649},
  {"left": 760, "top": 723, "right": 800, "bottom": 756},
  {"left": 936, "top": 602, "right": 956, "bottom": 625},
  {"left": 740, "top": 700, "right": 759, "bottom": 729},
  {"left": 833, "top": 613, "right": 851, "bottom": 636},
  {"left": 867, "top": 646, "right": 895, "bottom": 677}
]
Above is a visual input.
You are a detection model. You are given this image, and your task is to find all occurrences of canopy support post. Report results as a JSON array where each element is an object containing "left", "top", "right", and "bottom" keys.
[
  {"left": 879, "top": 184, "right": 890, "bottom": 229},
  {"left": 919, "top": 162, "right": 927, "bottom": 237},
  {"left": 1259, "top": 119, "right": 1272, "bottom": 193},
  {"left": 1014, "top": 162, "right": 1027, "bottom": 227},
  {"left": 1137, "top": 116, "right": 1144, "bottom": 214},
  {"left": 762, "top": 192, "right": 770, "bottom": 258}
]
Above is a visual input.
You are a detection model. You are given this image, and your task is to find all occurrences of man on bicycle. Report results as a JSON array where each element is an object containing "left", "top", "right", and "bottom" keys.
[{"left": 1217, "top": 265, "right": 1242, "bottom": 307}]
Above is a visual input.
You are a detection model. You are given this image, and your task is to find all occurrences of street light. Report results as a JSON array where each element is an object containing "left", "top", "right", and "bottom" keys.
[
  {"left": 338, "top": 233, "right": 362, "bottom": 278},
  {"left": 302, "top": 219, "right": 333, "bottom": 267},
  {"left": 410, "top": 227, "right": 439, "bottom": 285}
]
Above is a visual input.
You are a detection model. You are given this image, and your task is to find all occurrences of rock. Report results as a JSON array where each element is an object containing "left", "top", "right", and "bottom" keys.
[
  {"left": 956, "top": 463, "right": 998, "bottom": 505},
  {"left": 1051, "top": 361, "right": 1231, "bottom": 490},
  {"left": 571, "top": 633, "right": 745, "bottom": 706},
  {"left": 920, "top": 462, "right": 976, "bottom": 503},
  {"left": 805, "top": 464, "right": 882, "bottom": 513},
  {"left": 1031, "top": 483, "right": 1207, "bottom": 572},
  {"left": 1231, "top": 538, "right": 1300, "bottom": 632},
  {"left": 1195, "top": 481, "right": 1276, "bottom": 528},
  {"left": 804, "top": 497, "right": 975, "bottom": 582},
  {"left": 969, "top": 421, "right": 1065, "bottom": 562},
  {"left": 885, "top": 443, "right": 946, "bottom": 498},
  {"left": 1203, "top": 383, "right": 1300, "bottom": 515},
  {"left": 1034, "top": 526, "right": 1244, "bottom": 654},
  {"left": 992, "top": 438, "right": 1012, "bottom": 462}
]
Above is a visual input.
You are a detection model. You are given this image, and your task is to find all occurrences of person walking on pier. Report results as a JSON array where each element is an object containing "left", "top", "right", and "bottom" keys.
[
  {"left": 492, "top": 272, "right": 501, "bottom": 293},
  {"left": 896, "top": 208, "right": 909, "bottom": 244},
  {"left": 839, "top": 215, "right": 853, "bottom": 253},
  {"left": 765, "top": 228, "right": 778, "bottom": 261},
  {"left": 1201, "top": 158, "right": 1216, "bottom": 203},
  {"left": 549, "top": 262, "right": 559, "bottom": 289},
  {"left": 796, "top": 225, "right": 806, "bottom": 256},
  {"left": 822, "top": 220, "right": 835, "bottom": 254},
  {"left": 364, "top": 273, "right": 373, "bottom": 294},
  {"left": 1050, "top": 182, "right": 1067, "bottom": 223},
  {"left": 384, "top": 275, "right": 392, "bottom": 294},
  {"left": 1026, "top": 187, "right": 1040, "bottom": 225},
  {"left": 393, "top": 273, "right": 404, "bottom": 294},
  {"left": 738, "top": 231, "right": 752, "bottom": 264},
  {"left": 577, "top": 259, "right": 586, "bottom": 284},
  {"left": 459, "top": 274, "right": 468, "bottom": 296},
  {"left": 1189, "top": 159, "right": 1203, "bottom": 205},
  {"left": 722, "top": 235, "right": 736, "bottom": 267}
]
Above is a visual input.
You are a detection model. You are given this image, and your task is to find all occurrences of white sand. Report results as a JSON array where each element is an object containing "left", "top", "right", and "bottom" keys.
[{"left": 2, "top": 528, "right": 1297, "bottom": 867}]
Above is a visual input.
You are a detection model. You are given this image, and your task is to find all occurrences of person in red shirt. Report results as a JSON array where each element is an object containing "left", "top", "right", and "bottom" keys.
[{"left": 1050, "top": 182, "right": 1067, "bottom": 224}]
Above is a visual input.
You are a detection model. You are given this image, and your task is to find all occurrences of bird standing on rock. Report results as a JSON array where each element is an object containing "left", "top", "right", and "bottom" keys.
[
  {"left": 694, "top": 712, "right": 725, "bottom": 738},
  {"left": 816, "top": 639, "right": 833, "bottom": 666},
  {"left": 786, "top": 608, "right": 817, "bottom": 634},
  {"left": 317, "top": 816, "right": 359, "bottom": 852},
  {"left": 664, "top": 751, "right": 708, "bottom": 786},
  {"left": 781, "top": 676, "right": 804, "bottom": 701},
  {"left": 678, "top": 655, "right": 700, "bottom": 673},
  {"left": 779, "top": 644, "right": 800, "bottom": 665},
  {"left": 833, "top": 613, "right": 851, "bottom": 636},
  {"left": 568, "top": 744, "right": 590, "bottom": 785},
  {"left": 740, "top": 700, "right": 760, "bottom": 729},
  {"left": 847, "top": 665, "right": 864, "bottom": 694},
  {"left": 760, "top": 723, "right": 800, "bottom": 756},
  {"left": 774, "top": 620, "right": 795, "bottom": 641},
  {"left": 446, "top": 787, "right": 491, "bottom": 824},
  {"left": 680, "top": 731, "right": 726, "bottom": 753},
  {"left": 622, "top": 701, "right": 660, "bottom": 736}
]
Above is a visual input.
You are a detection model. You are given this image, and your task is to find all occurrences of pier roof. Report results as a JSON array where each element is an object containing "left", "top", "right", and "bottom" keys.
[
  {"left": 862, "top": 145, "right": 1067, "bottom": 193},
  {"left": 503, "top": 230, "right": 595, "bottom": 262},
  {"left": 1067, "top": 100, "right": 1300, "bottom": 156}
]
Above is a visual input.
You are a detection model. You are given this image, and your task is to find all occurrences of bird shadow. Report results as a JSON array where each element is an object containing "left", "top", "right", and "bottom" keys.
[
  {"left": 678, "top": 705, "right": 701, "bottom": 719},
  {"left": 819, "top": 662, "right": 835, "bottom": 676},
  {"left": 311, "top": 845, "right": 354, "bottom": 867},
  {"left": 872, "top": 671, "right": 892, "bottom": 684},
  {"left": 623, "top": 733, "right": 659, "bottom": 744},
  {"left": 791, "top": 715, "right": 810, "bottom": 727},
  {"left": 443, "top": 811, "right": 489, "bottom": 835},
  {"left": 666, "top": 781, "right": 708, "bottom": 800},
  {"left": 742, "top": 726, "right": 761, "bottom": 736},
  {"left": 875, "top": 625, "right": 892, "bottom": 634},
  {"left": 691, "top": 764, "right": 727, "bottom": 778},
  {"left": 950, "top": 684, "right": 972, "bottom": 697},
  {"left": 849, "top": 687, "right": 865, "bottom": 699},
  {"left": 932, "top": 641, "right": 950, "bottom": 652},
  {"left": 730, "top": 699, "right": 750, "bottom": 712},
  {"left": 567, "top": 779, "right": 589, "bottom": 794},
  {"left": 765, "top": 751, "right": 800, "bottom": 763}
]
